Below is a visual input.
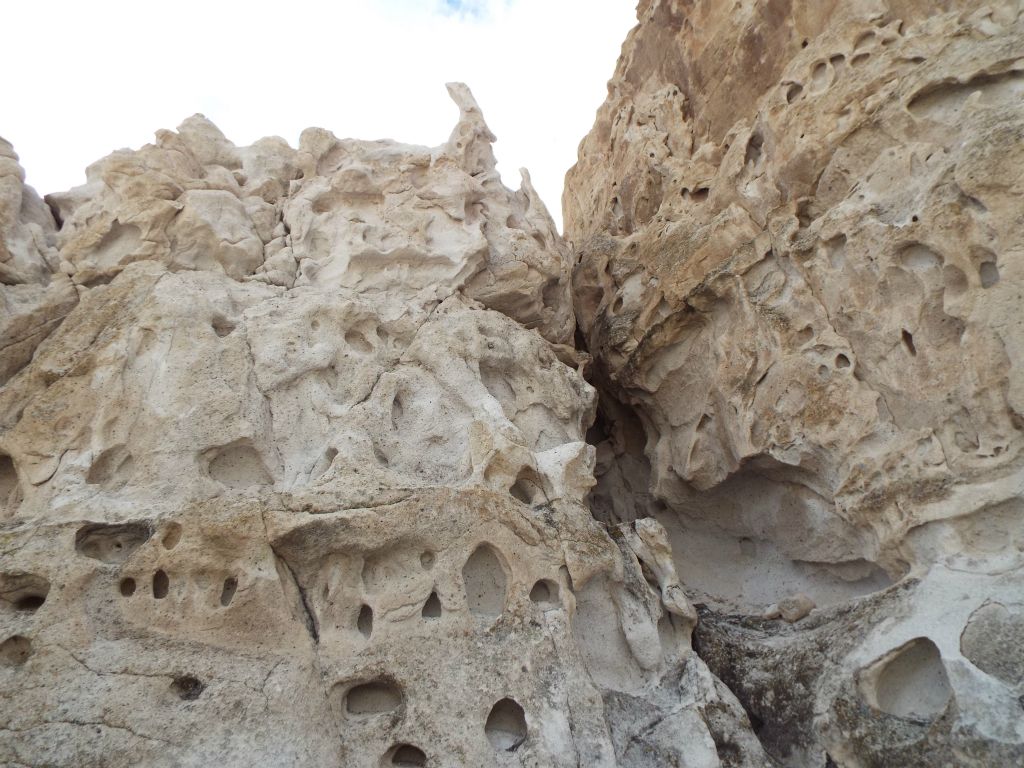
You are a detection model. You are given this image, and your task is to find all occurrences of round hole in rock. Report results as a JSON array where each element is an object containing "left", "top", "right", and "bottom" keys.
[
  {"left": 206, "top": 443, "right": 273, "bottom": 489},
  {"left": 357, "top": 604, "right": 373, "bottom": 638},
  {"left": 859, "top": 637, "right": 952, "bottom": 720},
  {"left": 509, "top": 467, "right": 544, "bottom": 506},
  {"left": 421, "top": 591, "right": 442, "bottom": 618},
  {"left": 152, "top": 570, "right": 169, "bottom": 599},
  {"left": 162, "top": 523, "right": 182, "bottom": 550},
  {"left": 529, "top": 579, "right": 559, "bottom": 606},
  {"left": 14, "top": 594, "right": 46, "bottom": 611},
  {"left": 119, "top": 578, "right": 136, "bottom": 597},
  {"left": 979, "top": 261, "right": 999, "bottom": 288},
  {"left": 462, "top": 544, "right": 508, "bottom": 618},
  {"left": 485, "top": 697, "right": 528, "bottom": 752},
  {"left": 220, "top": 576, "right": 238, "bottom": 607},
  {"left": 420, "top": 551, "right": 435, "bottom": 570},
  {"left": 0, "top": 574, "right": 50, "bottom": 613},
  {"left": 0, "top": 635, "right": 32, "bottom": 667},
  {"left": 388, "top": 744, "right": 426, "bottom": 767},
  {"left": 960, "top": 602, "right": 1024, "bottom": 685},
  {"left": 211, "top": 316, "right": 235, "bottom": 337},
  {"left": 346, "top": 680, "right": 403, "bottom": 716},
  {"left": 171, "top": 675, "right": 205, "bottom": 701},
  {"left": 835, "top": 353, "right": 851, "bottom": 369}
]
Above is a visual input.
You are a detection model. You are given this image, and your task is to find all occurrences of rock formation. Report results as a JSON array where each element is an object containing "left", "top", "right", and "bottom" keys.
[
  {"left": 1, "top": 84, "right": 764, "bottom": 767},
  {"left": 1, "top": 1, "right": 1022, "bottom": 766},
  {"left": 566, "top": 0, "right": 1024, "bottom": 765}
]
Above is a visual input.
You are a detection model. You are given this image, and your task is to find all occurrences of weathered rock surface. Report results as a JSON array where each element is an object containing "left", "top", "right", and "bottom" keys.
[
  {"left": 567, "top": 1, "right": 1024, "bottom": 765},
  {"left": 1, "top": 86, "right": 764, "bottom": 767},
  {"left": 4, "top": 0, "right": 1023, "bottom": 764}
]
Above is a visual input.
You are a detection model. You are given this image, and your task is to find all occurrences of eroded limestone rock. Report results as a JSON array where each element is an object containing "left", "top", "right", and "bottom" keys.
[
  {"left": 567, "top": 1, "right": 1024, "bottom": 765},
  {"left": 1, "top": 85, "right": 763, "bottom": 767}
]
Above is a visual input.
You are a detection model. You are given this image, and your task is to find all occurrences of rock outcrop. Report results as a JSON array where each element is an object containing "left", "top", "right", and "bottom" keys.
[
  {"left": 1, "top": 86, "right": 764, "bottom": 767},
  {"left": 567, "top": 1, "right": 1024, "bottom": 765},
  {"left": 3, "top": 1, "right": 1023, "bottom": 765}
]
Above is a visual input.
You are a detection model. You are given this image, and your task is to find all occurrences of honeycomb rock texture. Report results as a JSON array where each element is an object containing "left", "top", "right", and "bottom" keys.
[
  {"left": 566, "top": 1, "right": 1024, "bottom": 766},
  {"left": 0, "top": 85, "right": 763, "bottom": 767},
  {"left": 2, "top": 0, "right": 1023, "bottom": 763}
]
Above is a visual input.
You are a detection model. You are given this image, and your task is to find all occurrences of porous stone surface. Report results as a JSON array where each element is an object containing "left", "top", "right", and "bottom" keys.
[
  {"left": 567, "top": 1, "right": 1024, "bottom": 766},
  {"left": 1, "top": 86, "right": 764, "bottom": 767},
  {"left": 4, "top": 0, "right": 1023, "bottom": 763}
]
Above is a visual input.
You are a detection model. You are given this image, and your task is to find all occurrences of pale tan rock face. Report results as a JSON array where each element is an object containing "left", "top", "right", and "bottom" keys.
[
  {"left": 47, "top": 84, "right": 572, "bottom": 344},
  {"left": 0, "top": 141, "right": 77, "bottom": 398},
  {"left": 0, "top": 86, "right": 765, "bottom": 767},
  {"left": 567, "top": 1, "right": 1024, "bottom": 765}
]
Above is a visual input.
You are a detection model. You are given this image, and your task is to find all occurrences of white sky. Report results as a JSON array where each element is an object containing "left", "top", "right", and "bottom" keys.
[{"left": 2, "top": 0, "right": 636, "bottom": 231}]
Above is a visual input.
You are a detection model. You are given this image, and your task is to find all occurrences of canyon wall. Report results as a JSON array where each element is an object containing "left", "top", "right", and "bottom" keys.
[{"left": 566, "top": 0, "right": 1024, "bottom": 765}]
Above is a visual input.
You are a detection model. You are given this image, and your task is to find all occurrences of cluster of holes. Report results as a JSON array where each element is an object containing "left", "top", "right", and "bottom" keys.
[
  {"left": 815, "top": 352, "right": 853, "bottom": 380},
  {"left": 104, "top": 523, "right": 183, "bottom": 598},
  {"left": 0, "top": 574, "right": 48, "bottom": 669},
  {"left": 354, "top": 543, "right": 565, "bottom": 643},
  {"left": 114, "top": 524, "right": 237, "bottom": 614},
  {"left": 339, "top": 677, "right": 529, "bottom": 764},
  {"left": 336, "top": 538, "right": 570, "bottom": 767}
]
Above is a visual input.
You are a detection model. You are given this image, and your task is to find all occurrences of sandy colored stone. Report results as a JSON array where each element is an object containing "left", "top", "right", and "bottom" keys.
[
  {"left": 567, "top": 1, "right": 1024, "bottom": 765},
  {"left": 0, "top": 84, "right": 765, "bottom": 767},
  {"left": 3, "top": 0, "right": 1022, "bottom": 764}
]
